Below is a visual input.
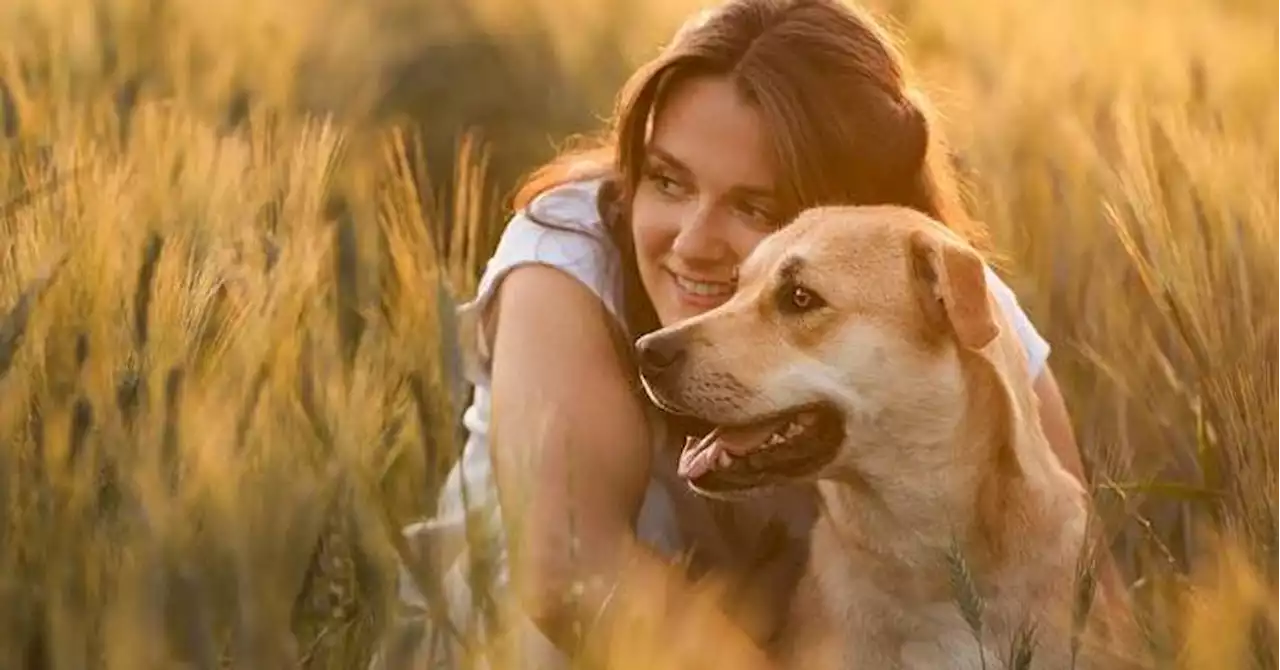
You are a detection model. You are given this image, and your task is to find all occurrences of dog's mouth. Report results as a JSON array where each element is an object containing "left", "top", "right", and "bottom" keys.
[{"left": 677, "top": 402, "right": 844, "bottom": 496}]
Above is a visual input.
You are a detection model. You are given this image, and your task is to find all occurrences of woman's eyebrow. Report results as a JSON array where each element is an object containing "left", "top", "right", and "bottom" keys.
[
  {"left": 645, "top": 146, "right": 691, "bottom": 175},
  {"left": 730, "top": 184, "right": 777, "bottom": 200}
]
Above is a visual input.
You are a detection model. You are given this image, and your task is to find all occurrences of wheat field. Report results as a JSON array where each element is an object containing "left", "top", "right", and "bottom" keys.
[{"left": 0, "top": 0, "right": 1275, "bottom": 668}]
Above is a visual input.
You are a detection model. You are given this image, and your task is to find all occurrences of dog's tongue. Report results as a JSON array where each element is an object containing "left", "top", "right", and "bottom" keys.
[{"left": 677, "top": 419, "right": 789, "bottom": 479}]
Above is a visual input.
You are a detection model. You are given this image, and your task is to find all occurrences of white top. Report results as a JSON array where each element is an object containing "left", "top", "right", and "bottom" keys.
[{"left": 411, "top": 176, "right": 1052, "bottom": 618}]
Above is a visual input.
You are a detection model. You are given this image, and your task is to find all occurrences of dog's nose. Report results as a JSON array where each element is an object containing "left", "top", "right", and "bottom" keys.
[{"left": 636, "top": 334, "right": 686, "bottom": 376}]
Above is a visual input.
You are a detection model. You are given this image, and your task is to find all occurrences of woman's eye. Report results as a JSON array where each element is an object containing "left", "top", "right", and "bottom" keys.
[
  {"left": 738, "top": 203, "right": 774, "bottom": 228},
  {"left": 728, "top": 197, "right": 777, "bottom": 230},
  {"left": 645, "top": 168, "right": 684, "bottom": 197}
]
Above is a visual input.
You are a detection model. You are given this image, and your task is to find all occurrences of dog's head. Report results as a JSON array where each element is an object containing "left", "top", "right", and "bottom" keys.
[{"left": 636, "top": 205, "right": 1004, "bottom": 499}]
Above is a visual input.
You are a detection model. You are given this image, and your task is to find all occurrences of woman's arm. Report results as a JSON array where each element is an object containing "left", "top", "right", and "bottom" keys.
[
  {"left": 487, "top": 264, "right": 652, "bottom": 645},
  {"left": 1032, "top": 369, "right": 1086, "bottom": 484},
  {"left": 1032, "top": 368, "right": 1137, "bottom": 632},
  {"left": 486, "top": 264, "right": 776, "bottom": 667}
]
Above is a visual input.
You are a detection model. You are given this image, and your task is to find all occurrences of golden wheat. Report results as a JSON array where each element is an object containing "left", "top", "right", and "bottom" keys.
[{"left": 0, "top": 0, "right": 1274, "bottom": 668}]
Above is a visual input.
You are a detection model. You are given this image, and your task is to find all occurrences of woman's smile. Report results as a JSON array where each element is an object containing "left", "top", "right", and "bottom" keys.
[{"left": 666, "top": 267, "right": 738, "bottom": 310}]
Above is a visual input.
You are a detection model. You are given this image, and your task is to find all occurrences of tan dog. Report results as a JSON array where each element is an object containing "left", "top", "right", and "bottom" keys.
[{"left": 636, "top": 206, "right": 1139, "bottom": 669}]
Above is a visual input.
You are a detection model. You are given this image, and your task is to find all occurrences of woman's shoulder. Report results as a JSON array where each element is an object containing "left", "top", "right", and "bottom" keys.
[
  {"left": 493, "top": 175, "right": 619, "bottom": 289},
  {"left": 487, "top": 175, "right": 617, "bottom": 267},
  {"left": 457, "top": 175, "right": 626, "bottom": 382},
  {"left": 982, "top": 265, "right": 1052, "bottom": 379},
  {"left": 521, "top": 175, "right": 611, "bottom": 233}
]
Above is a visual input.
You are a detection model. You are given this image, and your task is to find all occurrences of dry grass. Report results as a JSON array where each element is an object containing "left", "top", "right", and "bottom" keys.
[{"left": 0, "top": 0, "right": 1275, "bottom": 668}]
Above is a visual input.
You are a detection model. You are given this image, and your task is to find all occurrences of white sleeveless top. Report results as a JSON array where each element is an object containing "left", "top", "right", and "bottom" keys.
[{"left": 416, "top": 176, "right": 1051, "bottom": 609}]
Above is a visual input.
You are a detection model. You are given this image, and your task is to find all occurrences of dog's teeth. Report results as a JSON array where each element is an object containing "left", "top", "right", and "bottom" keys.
[
  {"left": 717, "top": 450, "right": 733, "bottom": 469},
  {"left": 766, "top": 433, "right": 786, "bottom": 447},
  {"left": 784, "top": 421, "right": 804, "bottom": 438}
]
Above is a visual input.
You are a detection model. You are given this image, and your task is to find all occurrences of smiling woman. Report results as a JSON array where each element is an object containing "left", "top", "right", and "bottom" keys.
[
  {"left": 380, "top": 0, "right": 1104, "bottom": 667},
  {"left": 631, "top": 75, "right": 781, "bottom": 324}
]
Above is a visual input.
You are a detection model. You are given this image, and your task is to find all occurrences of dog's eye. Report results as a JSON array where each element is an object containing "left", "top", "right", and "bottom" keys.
[{"left": 777, "top": 282, "right": 826, "bottom": 315}]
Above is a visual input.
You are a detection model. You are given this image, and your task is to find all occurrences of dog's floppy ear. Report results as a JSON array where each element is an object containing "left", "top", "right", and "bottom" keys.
[{"left": 909, "top": 229, "right": 1000, "bottom": 350}]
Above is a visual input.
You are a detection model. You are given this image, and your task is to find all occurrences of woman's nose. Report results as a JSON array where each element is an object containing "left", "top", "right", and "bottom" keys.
[{"left": 671, "top": 203, "right": 728, "bottom": 263}]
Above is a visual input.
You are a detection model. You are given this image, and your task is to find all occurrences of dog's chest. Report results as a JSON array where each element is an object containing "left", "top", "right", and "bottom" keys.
[
  {"left": 800, "top": 525, "right": 1008, "bottom": 670},
  {"left": 812, "top": 584, "right": 1003, "bottom": 669},
  {"left": 894, "top": 606, "right": 1005, "bottom": 670}
]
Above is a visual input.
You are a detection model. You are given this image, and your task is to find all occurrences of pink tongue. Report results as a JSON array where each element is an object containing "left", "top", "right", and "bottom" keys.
[{"left": 676, "top": 418, "right": 789, "bottom": 480}]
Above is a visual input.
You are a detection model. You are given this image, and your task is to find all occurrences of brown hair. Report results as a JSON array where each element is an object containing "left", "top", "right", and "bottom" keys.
[{"left": 514, "top": 0, "right": 985, "bottom": 339}]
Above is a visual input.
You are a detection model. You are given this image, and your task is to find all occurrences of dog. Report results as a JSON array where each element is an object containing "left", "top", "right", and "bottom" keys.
[{"left": 635, "top": 206, "right": 1139, "bottom": 669}]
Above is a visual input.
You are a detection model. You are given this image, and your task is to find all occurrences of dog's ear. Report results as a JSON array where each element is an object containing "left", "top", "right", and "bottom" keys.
[{"left": 909, "top": 229, "right": 1000, "bottom": 350}]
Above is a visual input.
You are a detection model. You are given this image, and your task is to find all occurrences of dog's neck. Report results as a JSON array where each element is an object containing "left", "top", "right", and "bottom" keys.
[{"left": 814, "top": 336, "right": 1087, "bottom": 604}]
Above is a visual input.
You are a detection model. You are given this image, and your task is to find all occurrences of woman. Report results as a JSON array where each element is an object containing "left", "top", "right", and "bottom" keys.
[{"left": 390, "top": 0, "right": 1098, "bottom": 666}]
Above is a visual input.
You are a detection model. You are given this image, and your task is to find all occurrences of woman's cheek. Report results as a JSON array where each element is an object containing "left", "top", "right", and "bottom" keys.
[{"left": 631, "top": 194, "right": 677, "bottom": 258}]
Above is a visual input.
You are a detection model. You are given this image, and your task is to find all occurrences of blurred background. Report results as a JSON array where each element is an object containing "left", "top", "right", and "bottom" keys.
[{"left": 0, "top": 0, "right": 1275, "bottom": 668}]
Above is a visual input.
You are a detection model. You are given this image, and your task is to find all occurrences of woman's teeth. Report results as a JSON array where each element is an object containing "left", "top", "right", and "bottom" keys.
[{"left": 673, "top": 274, "right": 735, "bottom": 297}]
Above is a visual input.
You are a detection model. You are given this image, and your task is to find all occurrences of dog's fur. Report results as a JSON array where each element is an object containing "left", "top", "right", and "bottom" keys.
[{"left": 637, "top": 206, "right": 1139, "bottom": 669}]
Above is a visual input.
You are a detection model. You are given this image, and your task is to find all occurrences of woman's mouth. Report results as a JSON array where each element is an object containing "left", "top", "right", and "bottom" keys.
[{"left": 668, "top": 270, "right": 735, "bottom": 307}]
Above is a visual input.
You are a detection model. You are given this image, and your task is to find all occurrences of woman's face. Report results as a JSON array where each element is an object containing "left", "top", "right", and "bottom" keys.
[{"left": 631, "top": 74, "right": 782, "bottom": 328}]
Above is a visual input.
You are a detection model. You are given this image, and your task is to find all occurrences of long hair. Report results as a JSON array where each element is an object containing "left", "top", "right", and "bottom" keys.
[{"left": 514, "top": 0, "right": 985, "bottom": 342}]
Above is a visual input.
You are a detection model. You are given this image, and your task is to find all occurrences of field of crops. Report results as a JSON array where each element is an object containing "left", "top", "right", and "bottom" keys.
[{"left": 0, "top": 0, "right": 1274, "bottom": 667}]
